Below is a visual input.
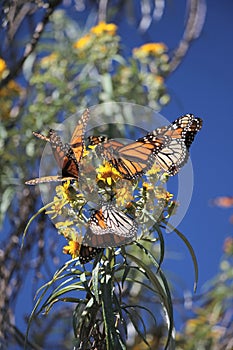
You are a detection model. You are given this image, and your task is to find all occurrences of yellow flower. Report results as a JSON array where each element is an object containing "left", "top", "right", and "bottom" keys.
[
  {"left": 46, "top": 195, "right": 67, "bottom": 218},
  {"left": 40, "top": 53, "right": 58, "bottom": 67},
  {"left": 55, "top": 220, "right": 74, "bottom": 229},
  {"left": 63, "top": 239, "right": 81, "bottom": 259},
  {"left": 82, "top": 145, "right": 89, "bottom": 157},
  {"left": 0, "top": 58, "right": 7, "bottom": 77},
  {"left": 133, "top": 42, "right": 167, "bottom": 57},
  {"left": 91, "top": 21, "right": 117, "bottom": 36},
  {"left": 97, "top": 162, "right": 122, "bottom": 186},
  {"left": 115, "top": 186, "right": 134, "bottom": 207},
  {"left": 155, "top": 188, "right": 173, "bottom": 201},
  {"left": 62, "top": 228, "right": 83, "bottom": 258},
  {"left": 146, "top": 163, "right": 161, "bottom": 175},
  {"left": 73, "top": 34, "right": 92, "bottom": 49},
  {"left": 185, "top": 318, "right": 199, "bottom": 332},
  {"left": 0, "top": 80, "right": 21, "bottom": 98},
  {"left": 155, "top": 75, "right": 164, "bottom": 85},
  {"left": 56, "top": 181, "right": 71, "bottom": 201},
  {"left": 142, "top": 182, "right": 154, "bottom": 191}
]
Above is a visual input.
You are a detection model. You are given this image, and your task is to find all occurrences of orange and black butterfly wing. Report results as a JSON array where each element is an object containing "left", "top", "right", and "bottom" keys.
[
  {"left": 83, "top": 204, "right": 137, "bottom": 248},
  {"left": 94, "top": 139, "right": 123, "bottom": 159},
  {"left": 87, "top": 135, "right": 108, "bottom": 147},
  {"left": 93, "top": 137, "right": 164, "bottom": 179},
  {"left": 88, "top": 113, "right": 202, "bottom": 178},
  {"left": 83, "top": 228, "right": 133, "bottom": 248},
  {"left": 146, "top": 114, "right": 203, "bottom": 175},
  {"left": 49, "top": 130, "right": 80, "bottom": 178},
  {"left": 78, "top": 243, "right": 103, "bottom": 264},
  {"left": 32, "top": 131, "right": 50, "bottom": 142},
  {"left": 25, "top": 175, "right": 77, "bottom": 185},
  {"left": 26, "top": 130, "right": 79, "bottom": 185},
  {"left": 70, "top": 108, "right": 90, "bottom": 162},
  {"left": 184, "top": 117, "right": 203, "bottom": 150},
  {"left": 110, "top": 138, "right": 165, "bottom": 179}
]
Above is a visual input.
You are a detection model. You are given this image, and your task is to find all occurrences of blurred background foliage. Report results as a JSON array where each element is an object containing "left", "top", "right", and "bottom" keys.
[{"left": 0, "top": 1, "right": 232, "bottom": 349}]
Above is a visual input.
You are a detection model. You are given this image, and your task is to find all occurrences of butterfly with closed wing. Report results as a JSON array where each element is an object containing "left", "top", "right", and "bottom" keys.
[
  {"left": 25, "top": 109, "right": 89, "bottom": 185},
  {"left": 74, "top": 203, "right": 137, "bottom": 263}
]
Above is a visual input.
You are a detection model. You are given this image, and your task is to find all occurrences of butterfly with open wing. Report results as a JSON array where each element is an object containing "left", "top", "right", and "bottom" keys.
[
  {"left": 88, "top": 114, "right": 202, "bottom": 179},
  {"left": 25, "top": 109, "right": 89, "bottom": 185}
]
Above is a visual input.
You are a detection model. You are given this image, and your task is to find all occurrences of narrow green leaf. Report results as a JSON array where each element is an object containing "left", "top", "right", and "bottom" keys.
[
  {"left": 92, "top": 261, "right": 100, "bottom": 303},
  {"left": 101, "top": 271, "right": 124, "bottom": 350},
  {"left": 166, "top": 222, "right": 199, "bottom": 292},
  {"left": 21, "top": 202, "right": 53, "bottom": 249},
  {"left": 124, "top": 251, "right": 174, "bottom": 350},
  {"left": 124, "top": 307, "right": 150, "bottom": 348}
]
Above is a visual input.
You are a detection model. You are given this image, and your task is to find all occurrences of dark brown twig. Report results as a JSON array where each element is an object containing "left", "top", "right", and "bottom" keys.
[
  {"left": 0, "top": 0, "right": 62, "bottom": 89},
  {"left": 169, "top": 0, "right": 206, "bottom": 73}
]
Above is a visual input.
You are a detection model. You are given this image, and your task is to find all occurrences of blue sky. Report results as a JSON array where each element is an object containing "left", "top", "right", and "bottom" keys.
[{"left": 160, "top": 1, "right": 233, "bottom": 290}]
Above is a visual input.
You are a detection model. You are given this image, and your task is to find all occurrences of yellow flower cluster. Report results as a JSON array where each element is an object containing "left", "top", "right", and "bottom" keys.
[
  {"left": 40, "top": 53, "right": 58, "bottom": 67},
  {"left": 146, "top": 163, "right": 161, "bottom": 175},
  {"left": 55, "top": 223, "right": 83, "bottom": 259},
  {"left": 73, "top": 21, "right": 117, "bottom": 50},
  {"left": 0, "top": 80, "right": 21, "bottom": 98},
  {"left": 91, "top": 22, "right": 117, "bottom": 36},
  {"left": 73, "top": 34, "right": 92, "bottom": 50},
  {"left": 115, "top": 185, "right": 134, "bottom": 207},
  {"left": 133, "top": 42, "right": 167, "bottom": 57},
  {"left": 155, "top": 187, "right": 173, "bottom": 201},
  {"left": 185, "top": 315, "right": 224, "bottom": 340},
  {"left": 0, "top": 58, "right": 22, "bottom": 119},
  {"left": 46, "top": 181, "right": 71, "bottom": 219}
]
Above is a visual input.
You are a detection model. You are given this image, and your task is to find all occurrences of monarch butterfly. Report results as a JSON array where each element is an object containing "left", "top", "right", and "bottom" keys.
[
  {"left": 88, "top": 114, "right": 202, "bottom": 178},
  {"left": 25, "top": 109, "right": 89, "bottom": 185},
  {"left": 82, "top": 204, "right": 138, "bottom": 248},
  {"left": 211, "top": 196, "right": 233, "bottom": 208}
]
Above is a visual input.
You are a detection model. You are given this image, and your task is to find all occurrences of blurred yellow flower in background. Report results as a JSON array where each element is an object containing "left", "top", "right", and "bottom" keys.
[
  {"left": 91, "top": 21, "right": 117, "bottom": 36},
  {"left": 133, "top": 42, "right": 167, "bottom": 58},
  {"left": 0, "top": 58, "right": 7, "bottom": 77},
  {"left": 73, "top": 34, "right": 92, "bottom": 49},
  {"left": 40, "top": 53, "right": 58, "bottom": 67}
]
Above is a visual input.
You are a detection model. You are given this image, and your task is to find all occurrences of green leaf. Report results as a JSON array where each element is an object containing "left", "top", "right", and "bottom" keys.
[
  {"left": 124, "top": 251, "right": 174, "bottom": 350},
  {"left": 92, "top": 261, "right": 100, "bottom": 303},
  {"left": 166, "top": 221, "right": 199, "bottom": 292}
]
